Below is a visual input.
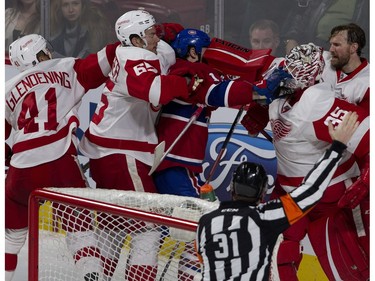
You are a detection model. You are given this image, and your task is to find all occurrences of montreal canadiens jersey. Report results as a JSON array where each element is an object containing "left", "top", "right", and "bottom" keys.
[
  {"left": 269, "top": 82, "right": 369, "bottom": 192},
  {"left": 79, "top": 40, "right": 188, "bottom": 166},
  {"left": 322, "top": 51, "right": 369, "bottom": 113},
  {"left": 155, "top": 59, "right": 256, "bottom": 173},
  {"left": 5, "top": 44, "right": 117, "bottom": 168}
]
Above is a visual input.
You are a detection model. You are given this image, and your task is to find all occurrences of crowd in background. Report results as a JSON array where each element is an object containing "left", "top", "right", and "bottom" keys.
[{"left": 5, "top": 0, "right": 370, "bottom": 59}]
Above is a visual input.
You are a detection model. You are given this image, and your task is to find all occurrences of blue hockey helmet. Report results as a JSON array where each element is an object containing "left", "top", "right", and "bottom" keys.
[{"left": 171, "top": 28, "right": 211, "bottom": 58}]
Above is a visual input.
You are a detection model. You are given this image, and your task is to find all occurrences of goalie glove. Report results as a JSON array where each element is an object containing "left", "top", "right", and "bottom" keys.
[
  {"left": 338, "top": 155, "right": 369, "bottom": 209},
  {"left": 241, "top": 102, "right": 269, "bottom": 137},
  {"left": 252, "top": 67, "right": 292, "bottom": 104}
]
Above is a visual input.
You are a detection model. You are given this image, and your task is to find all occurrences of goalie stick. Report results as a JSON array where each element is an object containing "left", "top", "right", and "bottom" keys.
[{"left": 148, "top": 104, "right": 205, "bottom": 175}]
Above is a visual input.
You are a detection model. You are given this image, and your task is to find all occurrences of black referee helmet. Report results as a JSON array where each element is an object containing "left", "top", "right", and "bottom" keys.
[{"left": 231, "top": 162, "right": 268, "bottom": 203}]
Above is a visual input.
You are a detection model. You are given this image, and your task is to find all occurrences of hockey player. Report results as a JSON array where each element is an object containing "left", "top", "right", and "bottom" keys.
[
  {"left": 196, "top": 111, "right": 359, "bottom": 281},
  {"left": 153, "top": 28, "right": 290, "bottom": 197},
  {"left": 322, "top": 23, "right": 369, "bottom": 113},
  {"left": 322, "top": 22, "right": 369, "bottom": 218},
  {"left": 266, "top": 43, "right": 369, "bottom": 280},
  {"left": 153, "top": 28, "right": 290, "bottom": 281},
  {"left": 5, "top": 34, "right": 119, "bottom": 281},
  {"left": 78, "top": 10, "right": 206, "bottom": 281}
]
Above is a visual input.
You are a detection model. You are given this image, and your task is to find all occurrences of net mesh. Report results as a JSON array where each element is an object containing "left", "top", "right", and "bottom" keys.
[{"left": 32, "top": 187, "right": 219, "bottom": 281}]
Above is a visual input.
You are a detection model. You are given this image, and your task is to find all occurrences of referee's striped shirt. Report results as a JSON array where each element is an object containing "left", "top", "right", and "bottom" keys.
[{"left": 196, "top": 141, "right": 346, "bottom": 281}]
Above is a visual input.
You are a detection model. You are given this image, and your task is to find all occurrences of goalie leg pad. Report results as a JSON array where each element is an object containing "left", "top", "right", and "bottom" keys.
[
  {"left": 308, "top": 211, "right": 369, "bottom": 281},
  {"left": 126, "top": 231, "right": 160, "bottom": 280},
  {"left": 276, "top": 240, "right": 303, "bottom": 281},
  {"left": 178, "top": 243, "right": 201, "bottom": 281},
  {"left": 96, "top": 228, "right": 127, "bottom": 278},
  {"left": 170, "top": 205, "right": 201, "bottom": 242},
  {"left": 276, "top": 217, "right": 308, "bottom": 281},
  {"left": 128, "top": 231, "right": 160, "bottom": 266}
]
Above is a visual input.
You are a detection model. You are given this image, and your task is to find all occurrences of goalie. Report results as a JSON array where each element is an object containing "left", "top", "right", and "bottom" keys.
[
  {"left": 196, "top": 111, "right": 359, "bottom": 280},
  {"left": 265, "top": 43, "right": 369, "bottom": 281}
]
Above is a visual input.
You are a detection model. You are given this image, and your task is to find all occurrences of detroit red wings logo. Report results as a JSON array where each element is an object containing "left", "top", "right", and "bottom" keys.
[{"left": 270, "top": 119, "right": 291, "bottom": 141}]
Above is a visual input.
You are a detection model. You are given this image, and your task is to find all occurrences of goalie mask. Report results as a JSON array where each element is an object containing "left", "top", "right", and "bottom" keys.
[
  {"left": 171, "top": 28, "right": 211, "bottom": 58},
  {"left": 285, "top": 43, "right": 325, "bottom": 89},
  {"left": 231, "top": 162, "right": 268, "bottom": 203},
  {"left": 115, "top": 10, "right": 156, "bottom": 46},
  {"left": 9, "top": 34, "right": 52, "bottom": 72}
]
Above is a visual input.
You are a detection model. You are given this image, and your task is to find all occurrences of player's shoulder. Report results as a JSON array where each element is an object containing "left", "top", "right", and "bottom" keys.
[
  {"left": 296, "top": 82, "right": 335, "bottom": 118},
  {"left": 117, "top": 45, "right": 158, "bottom": 60}
]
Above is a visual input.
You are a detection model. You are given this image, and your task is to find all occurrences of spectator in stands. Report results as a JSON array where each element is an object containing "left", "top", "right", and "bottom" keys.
[
  {"left": 248, "top": 19, "right": 283, "bottom": 56},
  {"left": 281, "top": 0, "right": 369, "bottom": 57},
  {"left": 196, "top": 112, "right": 359, "bottom": 281},
  {"left": 5, "top": 34, "right": 118, "bottom": 281},
  {"left": 50, "top": 0, "right": 115, "bottom": 58},
  {"left": 5, "top": 0, "right": 41, "bottom": 51}
]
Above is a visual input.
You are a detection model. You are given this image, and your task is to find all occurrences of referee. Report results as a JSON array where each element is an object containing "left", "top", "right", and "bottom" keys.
[{"left": 196, "top": 112, "right": 359, "bottom": 281}]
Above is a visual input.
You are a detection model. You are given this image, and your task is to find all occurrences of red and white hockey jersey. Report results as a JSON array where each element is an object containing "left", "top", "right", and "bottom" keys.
[
  {"left": 5, "top": 43, "right": 118, "bottom": 168},
  {"left": 322, "top": 52, "right": 369, "bottom": 113},
  {"left": 269, "top": 81, "right": 369, "bottom": 192},
  {"left": 79, "top": 40, "right": 189, "bottom": 166}
]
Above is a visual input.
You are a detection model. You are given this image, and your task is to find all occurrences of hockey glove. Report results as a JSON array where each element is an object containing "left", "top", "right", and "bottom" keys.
[
  {"left": 252, "top": 67, "right": 292, "bottom": 104},
  {"left": 338, "top": 155, "right": 370, "bottom": 209},
  {"left": 155, "top": 23, "right": 184, "bottom": 44},
  {"left": 241, "top": 102, "right": 269, "bottom": 137},
  {"left": 185, "top": 75, "right": 204, "bottom": 93}
]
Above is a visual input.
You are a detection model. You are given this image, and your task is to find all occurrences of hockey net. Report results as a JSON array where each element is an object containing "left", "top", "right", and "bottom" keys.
[{"left": 29, "top": 187, "right": 219, "bottom": 281}]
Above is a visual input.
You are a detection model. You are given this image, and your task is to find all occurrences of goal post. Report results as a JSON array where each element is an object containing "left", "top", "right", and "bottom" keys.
[{"left": 28, "top": 187, "right": 219, "bottom": 281}]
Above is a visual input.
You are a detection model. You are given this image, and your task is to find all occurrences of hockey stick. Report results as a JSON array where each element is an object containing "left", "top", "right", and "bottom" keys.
[
  {"left": 82, "top": 161, "right": 90, "bottom": 173},
  {"left": 148, "top": 105, "right": 205, "bottom": 175},
  {"left": 204, "top": 106, "right": 245, "bottom": 185},
  {"left": 259, "top": 128, "right": 273, "bottom": 143}
]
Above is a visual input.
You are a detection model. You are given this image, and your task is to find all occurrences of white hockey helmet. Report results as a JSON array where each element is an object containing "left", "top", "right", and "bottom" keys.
[
  {"left": 9, "top": 34, "right": 52, "bottom": 72},
  {"left": 285, "top": 43, "right": 325, "bottom": 89},
  {"left": 115, "top": 10, "right": 156, "bottom": 46}
]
